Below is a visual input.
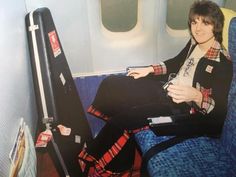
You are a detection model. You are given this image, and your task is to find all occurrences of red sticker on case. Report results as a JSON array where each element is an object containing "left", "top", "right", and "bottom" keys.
[
  {"left": 57, "top": 124, "right": 71, "bottom": 136},
  {"left": 35, "top": 129, "right": 52, "bottom": 147},
  {"left": 48, "top": 30, "right": 61, "bottom": 58}
]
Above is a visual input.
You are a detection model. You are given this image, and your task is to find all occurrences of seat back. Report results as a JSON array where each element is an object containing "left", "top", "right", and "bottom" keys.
[{"left": 221, "top": 16, "right": 236, "bottom": 162}]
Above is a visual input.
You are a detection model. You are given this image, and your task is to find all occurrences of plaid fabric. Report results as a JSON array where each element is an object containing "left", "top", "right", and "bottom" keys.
[
  {"left": 193, "top": 38, "right": 231, "bottom": 62},
  {"left": 192, "top": 40, "right": 230, "bottom": 114},
  {"left": 131, "top": 126, "right": 150, "bottom": 134},
  {"left": 78, "top": 130, "right": 142, "bottom": 177},
  {"left": 152, "top": 62, "right": 167, "bottom": 75},
  {"left": 205, "top": 41, "right": 221, "bottom": 62},
  {"left": 205, "top": 40, "right": 231, "bottom": 61},
  {"left": 87, "top": 105, "right": 110, "bottom": 121},
  {"left": 196, "top": 82, "right": 215, "bottom": 114},
  {"left": 96, "top": 131, "right": 130, "bottom": 170}
]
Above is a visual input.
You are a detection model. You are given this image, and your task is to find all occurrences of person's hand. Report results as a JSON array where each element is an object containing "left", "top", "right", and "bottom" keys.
[
  {"left": 167, "top": 84, "right": 202, "bottom": 106},
  {"left": 126, "top": 66, "right": 154, "bottom": 79}
]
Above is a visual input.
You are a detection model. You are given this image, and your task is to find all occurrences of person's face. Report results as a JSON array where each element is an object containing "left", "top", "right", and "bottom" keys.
[{"left": 191, "top": 16, "right": 215, "bottom": 45}]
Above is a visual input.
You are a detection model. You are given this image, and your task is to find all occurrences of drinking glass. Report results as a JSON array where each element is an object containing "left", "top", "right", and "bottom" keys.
[{"left": 168, "top": 73, "right": 177, "bottom": 83}]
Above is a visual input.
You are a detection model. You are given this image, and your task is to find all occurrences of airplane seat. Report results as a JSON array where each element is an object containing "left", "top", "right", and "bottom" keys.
[{"left": 134, "top": 9, "right": 236, "bottom": 177}]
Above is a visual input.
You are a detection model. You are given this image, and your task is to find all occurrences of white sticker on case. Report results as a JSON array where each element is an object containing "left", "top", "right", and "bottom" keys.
[
  {"left": 59, "top": 73, "right": 66, "bottom": 86},
  {"left": 75, "top": 135, "right": 81, "bottom": 144}
]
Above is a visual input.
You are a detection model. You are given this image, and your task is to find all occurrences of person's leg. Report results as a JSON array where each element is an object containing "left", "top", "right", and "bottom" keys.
[
  {"left": 109, "top": 102, "right": 173, "bottom": 130},
  {"left": 80, "top": 75, "right": 191, "bottom": 174},
  {"left": 79, "top": 99, "right": 179, "bottom": 174},
  {"left": 78, "top": 122, "right": 136, "bottom": 173},
  {"left": 80, "top": 76, "right": 170, "bottom": 174},
  {"left": 88, "top": 75, "right": 166, "bottom": 119}
]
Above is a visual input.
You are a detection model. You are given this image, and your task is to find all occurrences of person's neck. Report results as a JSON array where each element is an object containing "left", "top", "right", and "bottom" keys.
[{"left": 198, "top": 36, "right": 215, "bottom": 52}]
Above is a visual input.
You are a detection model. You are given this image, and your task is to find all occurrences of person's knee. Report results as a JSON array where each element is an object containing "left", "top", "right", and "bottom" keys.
[{"left": 102, "top": 75, "right": 128, "bottom": 87}]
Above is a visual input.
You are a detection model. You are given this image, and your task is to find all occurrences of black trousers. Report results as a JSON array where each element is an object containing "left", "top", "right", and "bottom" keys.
[
  {"left": 85, "top": 75, "right": 204, "bottom": 172},
  {"left": 91, "top": 75, "right": 191, "bottom": 130}
]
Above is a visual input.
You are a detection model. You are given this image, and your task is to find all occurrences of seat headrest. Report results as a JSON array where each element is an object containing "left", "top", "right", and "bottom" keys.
[{"left": 221, "top": 8, "right": 236, "bottom": 50}]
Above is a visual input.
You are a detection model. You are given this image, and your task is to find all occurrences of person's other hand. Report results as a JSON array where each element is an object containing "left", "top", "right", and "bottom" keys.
[
  {"left": 126, "top": 66, "right": 154, "bottom": 79},
  {"left": 167, "top": 84, "right": 202, "bottom": 106}
]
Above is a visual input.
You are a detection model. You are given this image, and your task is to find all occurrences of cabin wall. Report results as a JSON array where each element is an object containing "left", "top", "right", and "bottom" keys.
[
  {"left": 25, "top": 0, "right": 190, "bottom": 76},
  {"left": 24, "top": 0, "right": 226, "bottom": 76},
  {"left": 0, "top": 1, "right": 38, "bottom": 177},
  {"left": 25, "top": 0, "right": 93, "bottom": 74}
]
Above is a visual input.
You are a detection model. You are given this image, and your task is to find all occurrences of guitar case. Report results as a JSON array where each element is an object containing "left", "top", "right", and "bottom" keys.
[{"left": 25, "top": 7, "right": 93, "bottom": 177}]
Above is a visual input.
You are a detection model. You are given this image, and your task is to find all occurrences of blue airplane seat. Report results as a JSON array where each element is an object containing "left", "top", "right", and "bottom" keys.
[{"left": 134, "top": 16, "right": 236, "bottom": 177}]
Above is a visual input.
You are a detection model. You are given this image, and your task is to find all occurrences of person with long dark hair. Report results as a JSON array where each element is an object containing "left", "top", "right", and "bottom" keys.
[{"left": 78, "top": 1, "right": 233, "bottom": 176}]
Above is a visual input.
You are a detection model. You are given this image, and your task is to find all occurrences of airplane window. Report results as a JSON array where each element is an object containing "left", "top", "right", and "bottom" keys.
[
  {"left": 101, "top": 0, "right": 138, "bottom": 32},
  {"left": 166, "top": 0, "right": 224, "bottom": 30},
  {"left": 224, "top": 0, "right": 236, "bottom": 11},
  {"left": 167, "top": 0, "right": 195, "bottom": 30}
]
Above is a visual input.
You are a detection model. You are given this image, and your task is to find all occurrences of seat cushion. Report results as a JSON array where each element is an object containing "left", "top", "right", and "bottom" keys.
[
  {"left": 135, "top": 129, "right": 173, "bottom": 154},
  {"left": 135, "top": 129, "right": 236, "bottom": 177}
]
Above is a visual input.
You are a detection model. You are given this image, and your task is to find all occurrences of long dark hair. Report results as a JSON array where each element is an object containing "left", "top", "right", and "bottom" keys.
[{"left": 188, "top": 0, "right": 224, "bottom": 44}]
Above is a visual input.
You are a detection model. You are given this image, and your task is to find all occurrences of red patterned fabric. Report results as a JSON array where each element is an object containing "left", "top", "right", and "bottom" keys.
[
  {"left": 196, "top": 82, "right": 215, "bottom": 114},
  {"left": 131, "top": 126, "right": 150, "bottom": 134},
  {"left": 88, "top": 105, "right": 110, "bottom": 121},
  {"left": 152, "top": 62, "right": 167, "bottom": 75},
  {"left": 78, "top": 130, "right": 142, "bottom": 177},
  {"left": 205, "top": 41, "right": 231, "bottom": 61}
]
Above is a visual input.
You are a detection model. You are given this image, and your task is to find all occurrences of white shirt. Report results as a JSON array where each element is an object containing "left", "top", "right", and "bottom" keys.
[{"left": 173, "top": 45, "right": 206, "bottom": 86}]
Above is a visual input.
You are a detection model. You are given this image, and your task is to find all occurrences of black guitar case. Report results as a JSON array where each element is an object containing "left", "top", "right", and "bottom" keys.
[{"left": 25, "top": 7, "right": 93, "bottom": 177}]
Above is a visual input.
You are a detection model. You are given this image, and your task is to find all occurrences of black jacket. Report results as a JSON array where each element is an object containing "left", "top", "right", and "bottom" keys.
[{"left": 152, "top": 39, "right": 233, "bottom": 131}]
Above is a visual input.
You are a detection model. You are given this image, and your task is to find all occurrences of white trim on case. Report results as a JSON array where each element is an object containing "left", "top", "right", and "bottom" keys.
[
  {"left": 28, "top": 9, "right": 70, "bottom": 177},
  {"left": 29, "top": 11, "right": 49, "bottom": 120}
]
